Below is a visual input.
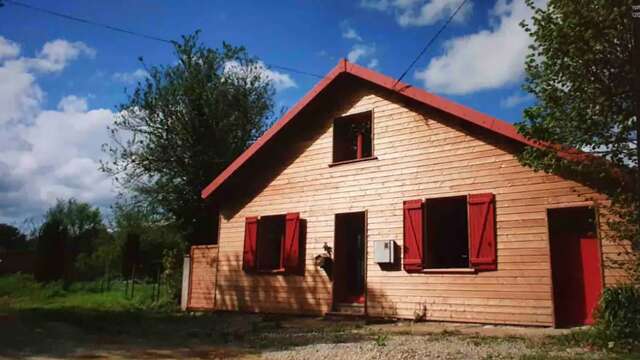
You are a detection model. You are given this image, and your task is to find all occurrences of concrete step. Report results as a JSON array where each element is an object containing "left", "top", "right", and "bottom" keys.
[{"left": 330, "top": 302, "right": 365, "bottom": 316}]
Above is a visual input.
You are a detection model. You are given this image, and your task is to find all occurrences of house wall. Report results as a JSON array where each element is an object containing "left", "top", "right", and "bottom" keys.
[{"left": 214, "top": 85, "right": 627, "bottom": 326}]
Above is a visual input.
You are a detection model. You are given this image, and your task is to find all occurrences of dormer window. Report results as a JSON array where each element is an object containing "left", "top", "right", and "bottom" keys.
[{"left": 332, "top": 111, "right": 373, "bottom": 163}]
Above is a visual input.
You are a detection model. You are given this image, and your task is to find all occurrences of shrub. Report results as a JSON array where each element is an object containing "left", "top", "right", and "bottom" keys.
[
  {"left": 595, "top": 285, "right": 640, "bottom": 341},
  {"left": 161, "top": 248, "right": 182, "bottom": 302},
  {"left": 0, "top": 273, "right": 39, "bottom": 297}
]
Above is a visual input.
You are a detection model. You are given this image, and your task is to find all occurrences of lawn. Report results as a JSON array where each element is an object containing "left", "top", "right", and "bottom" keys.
[{"left": 0, "top": 274, "right": 638, "bottom": 359}]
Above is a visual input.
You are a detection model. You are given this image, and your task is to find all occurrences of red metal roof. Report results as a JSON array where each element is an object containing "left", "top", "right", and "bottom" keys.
[{"left": 202, "top": 59, "right": 538, "bottom": 199}]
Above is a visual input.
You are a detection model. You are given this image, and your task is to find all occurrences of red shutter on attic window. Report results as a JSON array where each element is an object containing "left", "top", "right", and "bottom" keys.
[
  {"left": 468, "top": 193, "right": 497, "bottom": 271},
  {"left": 403, "top": 199, "right": 424, "bottom": 272},
  {"left": 283, "top": 212, "right": 301, "bottom": 274},
  {"left": 242, "top": 217, "right": 258, "bottom": 272}
]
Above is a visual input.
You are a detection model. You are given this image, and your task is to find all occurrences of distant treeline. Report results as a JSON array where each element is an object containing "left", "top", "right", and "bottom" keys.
[{"left": 0, "top": 199, "right": 185, "bottom": 288}]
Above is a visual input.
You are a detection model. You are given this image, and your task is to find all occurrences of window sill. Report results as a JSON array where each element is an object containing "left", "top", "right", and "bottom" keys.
[
  {"left": 328, "top": 156, "right": 378, "bottom": 167},
  {"left": 421, "top": 268, "right": 476, "bottom": 274}
]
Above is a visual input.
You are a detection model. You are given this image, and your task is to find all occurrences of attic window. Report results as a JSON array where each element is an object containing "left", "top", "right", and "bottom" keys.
[{"left": 332, "top": 111, "right": 373, "bottom": 163}]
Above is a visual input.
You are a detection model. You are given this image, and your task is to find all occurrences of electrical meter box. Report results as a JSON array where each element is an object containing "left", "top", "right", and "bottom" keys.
[{"left": 374, "top": 240, "right": 395, "bottom": 263}]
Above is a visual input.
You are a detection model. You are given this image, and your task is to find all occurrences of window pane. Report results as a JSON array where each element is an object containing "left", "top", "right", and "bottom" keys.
[
  {"left": 257, "top": 215, "right": 285, "bottom": 270},
  {"left": 425, "top": 196, "right": 469, "bottom": 269},
  {"left": 333, "top": 111, "right": 372, "bottom": 162}
]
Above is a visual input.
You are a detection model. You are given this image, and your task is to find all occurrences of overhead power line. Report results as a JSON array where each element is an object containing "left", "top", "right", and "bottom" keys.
[
  {"left": 4, "top": 0, "right": 174, "bottom": 44},
  {"left": 264, "top": 64, "right": 323, "bottom": 79},
  {"left": 2, "top": 0, "right": 324, "bottom": 79},
  {"left": 393, "top": 0, "right": 470, "bottom": 89}
]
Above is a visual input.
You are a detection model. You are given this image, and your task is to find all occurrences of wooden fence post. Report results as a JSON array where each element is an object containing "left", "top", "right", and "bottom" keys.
[{"left": 180, "top": 255, "right": 191, "bottom": 310}]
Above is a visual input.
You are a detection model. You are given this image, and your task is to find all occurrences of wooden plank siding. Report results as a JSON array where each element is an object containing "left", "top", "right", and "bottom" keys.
[
  {"left": 187, "top": 245, "right": 219, "bottom": 310},
  {"left": 214, "top": 83, "right": 628, "bottom": 326}
]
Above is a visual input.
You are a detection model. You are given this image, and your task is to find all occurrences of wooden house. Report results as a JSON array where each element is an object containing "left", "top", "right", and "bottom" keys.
[{"left": 189, "top": 59, "right": 629, "bottom": 327}]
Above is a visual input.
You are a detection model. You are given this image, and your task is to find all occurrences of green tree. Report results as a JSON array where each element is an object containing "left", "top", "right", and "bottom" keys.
[
  {"left": 34, "top": 217, "right": 67, "bottom": 282},
  {"left": 517, "top": 1, "right": 639, "bottom": 281},
  {"left": 111, "top": 200, "right": 184, "bottom": 281},
  {"left": 0, "top": 224, "right": 28, "bottom": 251},
  {"left": 102, "top": 32, "right": 275, "bottom": 245},
  {"left": 35, "top": 199, "right": 105, "bottom": 282},
  {"left": 45, "top": 198, "right": 105, "bottom": 255},
  {"left": 74, "top": 230, "right": 118, "bottom": 281}
]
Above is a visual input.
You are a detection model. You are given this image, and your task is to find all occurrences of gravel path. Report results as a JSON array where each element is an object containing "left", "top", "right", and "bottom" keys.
[
  {"left": 260, "top": 333, "right": 600, "bottom": 360},
  {"left": 1, "top": 312, "right": 619, "bottom": 359}
]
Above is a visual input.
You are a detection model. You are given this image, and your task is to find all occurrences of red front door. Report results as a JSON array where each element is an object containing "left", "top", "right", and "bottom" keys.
[
  {"left": 579, "top": 234, "right": 602, "bottom": 324},
  {"left": 549, "top": 207, "right": 602, "bottom": 327}
]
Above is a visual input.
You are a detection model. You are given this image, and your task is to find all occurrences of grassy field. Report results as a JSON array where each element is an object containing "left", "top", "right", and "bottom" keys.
[
  {"left": 1, "top": 274, "right": 638, "bottom": 359},
  {"left": 0, "top": 273, "right": 169, "bottom": 312}
]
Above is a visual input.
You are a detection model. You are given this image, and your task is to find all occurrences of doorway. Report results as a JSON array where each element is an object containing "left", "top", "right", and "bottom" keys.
[
  {"left": 333, "top": 212, "right": 366, "bottom": 306},
  {"left": 548, "top": 206, "right": 602, "bottom": 327}
]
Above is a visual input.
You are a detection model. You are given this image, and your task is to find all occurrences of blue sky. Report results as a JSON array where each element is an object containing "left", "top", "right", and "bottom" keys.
[{"left": 0, "top": 0, "right": 541, "bottom": 225}]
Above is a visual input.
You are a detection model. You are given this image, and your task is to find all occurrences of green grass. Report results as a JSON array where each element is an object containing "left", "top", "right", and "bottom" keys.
[
  {"left": 0, "top": 273, "right": 172, "bottom": 313},
  {"left": 551, "top": 328, "right": 640, "bottom": 356}
]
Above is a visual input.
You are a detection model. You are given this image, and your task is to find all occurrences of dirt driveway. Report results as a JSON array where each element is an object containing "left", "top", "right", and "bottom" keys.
[{"left": 0, "top": 311, "right": 632, "bottom": 359}]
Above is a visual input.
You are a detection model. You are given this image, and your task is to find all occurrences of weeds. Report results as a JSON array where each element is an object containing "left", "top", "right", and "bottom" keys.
[
  {"left": 550, "top": 286, "right": 640, "bottom": 354},
  {"left": 594, "top": 286, "right": 640, "bottom": 341},
  {"left": 554, "top": 328, "right": 640, "bottom": 354},
  {"left": 374, "top": 333, "right": 388, "bottom": 346}
]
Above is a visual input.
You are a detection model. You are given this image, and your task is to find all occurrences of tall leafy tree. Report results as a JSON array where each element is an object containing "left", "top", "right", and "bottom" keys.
[
  {"left": 102, "top": 32, "right": 275, "bottom": 244},
  {"left": 517, "top": 1, "right": 639, "bottom": 281},
  {"left": 44, "top": 199, "right": 104, "bottom": 253},
  {"left": 35, "top": 199, "right": 105, "bottom": 282}
]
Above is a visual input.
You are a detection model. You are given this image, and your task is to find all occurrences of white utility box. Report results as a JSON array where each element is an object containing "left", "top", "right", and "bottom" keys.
[{"left": 374, "top": 240, "right": 395, "bottom": 263}]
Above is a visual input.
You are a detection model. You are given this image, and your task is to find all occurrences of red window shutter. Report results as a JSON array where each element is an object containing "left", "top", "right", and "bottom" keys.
[
  {"left": 403, "top": 199, "right": 424, "bottom": 272},
  {"left": 468, "top": 193, "right": 497, "bottom": 271},
  {"left": 242, "top": 216, "right": 259, "bottom": 272},
  {"left": 283, "top": 212, "right": 301, "bottom": 274},
  {"left": 356, "top": 132, "right": 364, "bottom": 159}
]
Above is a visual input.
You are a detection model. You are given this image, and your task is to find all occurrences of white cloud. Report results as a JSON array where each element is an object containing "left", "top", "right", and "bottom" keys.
[
  {"left": 360, "top": 0, "right": 472, "bottom": 27},
  {"left": 28, "top": 39, "right": 95, "bottom": 73},
  {"left": 415, "top": 0, "right": 545, "bottom": 95},
  {"left": 0, "top": 104, "right": 116, "bottom": 224},
  {"left": 0, "top": 37, "right": 115, "bottom": 224},
  {"left": 57, "top": 95, "right": 89, "bottom": 113},
  {"left": 397, "top": 0, "right": 472, "bottom": 27},
  {"left": 0, "top": 61, "right": 42, "bottom": 125},
  {"left": 342, "top": 27, "right": 363, "bottom": 42},
  {"left": 341, "top": 22, "right": 379, "bottom": 68},
  {"left": 224, "top": 60, "right": 297, "bottom": 92},
  {"left": 0, "top": 37, "right": 95, "bottom": 126},
  {"left": 112, "top": 68, "right": 149, "bottom": 84},
  {"left": 259, "top": 63, "right": 297, "bottom": 91},
  {"left": 347, "top": 44, "right": 376, "bottom": 64},
  {"left": 500, "top": 92, "right": 534, "bottom": 108},
  {"left": 360, "top": 0, "right": 390, "bottom": 11},
  {"left": 0, "top": 36, "right": 20, "bottom": 60}
]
